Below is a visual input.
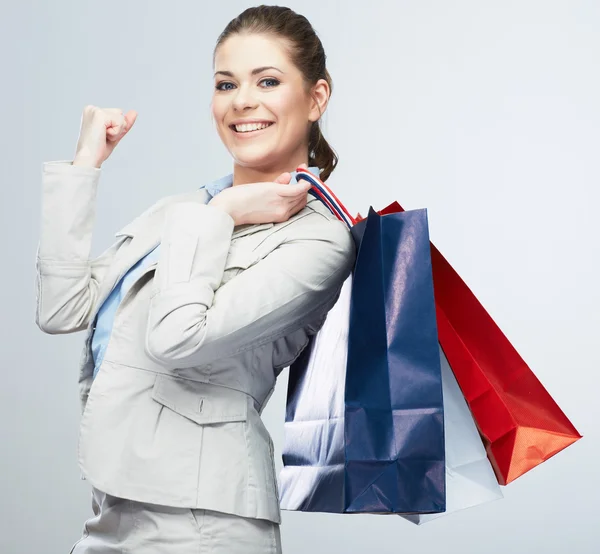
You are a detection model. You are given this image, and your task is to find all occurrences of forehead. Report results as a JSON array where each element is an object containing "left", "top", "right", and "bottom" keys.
[{"left": 214, "top": 33, "right": 292, "bottom": 72}]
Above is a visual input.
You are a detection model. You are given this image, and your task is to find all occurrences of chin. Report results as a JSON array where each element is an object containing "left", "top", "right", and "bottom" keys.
[{"left": 231, "top": 150, "right": 279, "bottom": 169}]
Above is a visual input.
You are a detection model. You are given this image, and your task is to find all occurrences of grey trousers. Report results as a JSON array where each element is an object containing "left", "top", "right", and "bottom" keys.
[{"left": 69, "top": 487, "right": 283, "bottom": 553}]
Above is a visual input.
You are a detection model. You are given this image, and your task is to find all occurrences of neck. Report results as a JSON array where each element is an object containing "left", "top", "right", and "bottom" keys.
[{"left": 232, "top": 153, "right": 311, "bottom": 186}]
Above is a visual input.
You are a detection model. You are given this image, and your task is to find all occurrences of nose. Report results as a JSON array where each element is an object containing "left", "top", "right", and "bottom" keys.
[{"left": 232, "top": 84, "right": 258, "bottom": 112}]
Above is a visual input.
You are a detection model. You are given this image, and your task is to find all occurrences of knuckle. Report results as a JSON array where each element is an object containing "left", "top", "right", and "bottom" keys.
[{"left": 83, "top": 105, "right": 99, "bottom": 118}]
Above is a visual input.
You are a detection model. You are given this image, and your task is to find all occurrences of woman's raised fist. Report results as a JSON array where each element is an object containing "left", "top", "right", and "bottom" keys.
[{"left": 73, "top": 106, "right": 137, "bottom": 168}]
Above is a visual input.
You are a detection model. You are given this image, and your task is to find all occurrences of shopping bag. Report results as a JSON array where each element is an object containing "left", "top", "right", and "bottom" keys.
[
  {"left": 400, "top": 346, "right": 503, "bottom": 524},
  {"left": 345, "top": 206, "right": 446, "bottom": 513},
  {"left": 279, "top": 199, "right": 446, "bottom": 514},
  {"left": 278, "top": 274, "right": 352, "bottom": 513},
  {"left": 428, "top": 238, "right": 582, "bottom": 484},
  {"left": 356, "top": 194, "right": 581, "bottom": 484}
]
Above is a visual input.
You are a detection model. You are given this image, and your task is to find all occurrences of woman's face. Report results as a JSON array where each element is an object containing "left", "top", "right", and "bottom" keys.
[{"left": 211, "top": 33, "right": 326, "bottom": 172}]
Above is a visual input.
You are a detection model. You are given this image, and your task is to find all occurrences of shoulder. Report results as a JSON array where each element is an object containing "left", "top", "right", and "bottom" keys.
[
  {"left": 303, "top": 197, "right": 353, "bottom": 240},
  {"left": 281, "top": 197, "right": 356, "bottom": 265}
]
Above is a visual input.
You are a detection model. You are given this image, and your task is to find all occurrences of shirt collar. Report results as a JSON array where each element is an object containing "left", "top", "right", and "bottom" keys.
[{"left": 201, "top": 166, "right": 322, "bottom": 199}]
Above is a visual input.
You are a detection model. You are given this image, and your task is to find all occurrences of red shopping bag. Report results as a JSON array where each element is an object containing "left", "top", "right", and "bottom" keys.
[{"left": 375, "top": 201, "right": 582, "bottom": 485}]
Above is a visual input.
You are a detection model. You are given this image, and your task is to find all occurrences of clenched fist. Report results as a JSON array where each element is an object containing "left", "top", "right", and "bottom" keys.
[{"left": 73, "top": 106, "right": 138, "bottom": 168}]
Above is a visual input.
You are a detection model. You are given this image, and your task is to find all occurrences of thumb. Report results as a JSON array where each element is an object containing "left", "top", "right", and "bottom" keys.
[
  {"left": 123, "top": 109, "right": 138, "bottom": 132},
  {"left": 274, "top": 171, "right": 292, "bottom": 184}
]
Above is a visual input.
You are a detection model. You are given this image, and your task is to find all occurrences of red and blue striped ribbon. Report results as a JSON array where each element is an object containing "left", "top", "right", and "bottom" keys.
[{"left": 295, "top": 167, "right": 357, "bottom": 229}]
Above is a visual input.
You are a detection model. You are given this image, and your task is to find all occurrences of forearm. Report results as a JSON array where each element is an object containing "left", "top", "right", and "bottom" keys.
[
  {"left": 144, "top": 202, "right": 355, "bottom": 370},
  {"left": 35, "top": 161, "right": 114, "bottom": 333}
]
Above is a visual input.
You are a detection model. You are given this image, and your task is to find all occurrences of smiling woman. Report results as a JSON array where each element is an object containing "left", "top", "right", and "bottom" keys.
[
  {"left": 35, "top": 4, "right": 354, "bottom": 554},
  {"left": 210, "top": 7, "right": 338, "bottom": 187}
]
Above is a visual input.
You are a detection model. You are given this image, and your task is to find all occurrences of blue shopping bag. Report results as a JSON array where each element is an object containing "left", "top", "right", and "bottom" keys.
[{"left": 279, "top": 199, "right": 446, "bottom": 514}]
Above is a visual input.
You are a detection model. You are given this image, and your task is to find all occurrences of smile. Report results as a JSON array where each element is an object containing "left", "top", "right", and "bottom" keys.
[{"left": 230, "top": 122, "right": 275, "bottom": 135}]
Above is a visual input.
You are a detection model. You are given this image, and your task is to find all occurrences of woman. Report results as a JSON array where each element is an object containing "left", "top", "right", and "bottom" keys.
[{"left": 35, "top": 5, "right": 355, "bottom": 554}]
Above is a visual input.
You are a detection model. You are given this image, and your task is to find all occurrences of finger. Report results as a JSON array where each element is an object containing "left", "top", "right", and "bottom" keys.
[
  {"left": 274, "top": 172, "right": 291, "bottom": 184},
  {"left": 123, "top": 110, "right": 138, "bottom": 132},
  {"left": 106, "top": 126, "right": 122, "bottom": 141},
  {"left": 107, "top": 112, "right": 135, "bottom": 142},
  {"left": 298, "top": 180, "right": 313, "bottom": 194},
  {"left": 278, "top": 182, "right": 311, "bottom": 197},
  {"left": 289, "top": 195, "right": 309, "bottom": 217},
  {"left": 106, "top": 125, "right": 126, "bottom": 139},
  {"left": 105, "top": 114, "right": 124, "bottom": 133}
]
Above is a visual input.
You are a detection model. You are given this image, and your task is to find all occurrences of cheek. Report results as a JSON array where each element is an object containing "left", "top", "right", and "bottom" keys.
[
  {"left": 270, "top": 88, "right": 304, "bottom": 118},
  {"left": 211, "top": 97, "right": 227, "bottom": 122},
  {"left": 269, "top": 92, "right": 309, "bottom": 134}
]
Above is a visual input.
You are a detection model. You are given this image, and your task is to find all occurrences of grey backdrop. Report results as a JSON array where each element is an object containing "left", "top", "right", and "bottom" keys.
[{"left": 3, "top": 0, "right": 598, "bottom": 552}]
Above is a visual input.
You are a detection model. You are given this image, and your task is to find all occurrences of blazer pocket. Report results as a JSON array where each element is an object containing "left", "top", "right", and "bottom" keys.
[{"left": 151, "top": 374, "right": 248, "bottom": 425}]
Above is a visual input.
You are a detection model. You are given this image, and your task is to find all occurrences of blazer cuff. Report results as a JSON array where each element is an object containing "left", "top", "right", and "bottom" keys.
[
  {"left": 37, "top": 160, "right": 102, "bottom": 261},
  {"left": 153, "top": 202, "right": 235, "bottom": 292},
  {"left": 43, "top": 160, "right": 101, "bottom": 175}
]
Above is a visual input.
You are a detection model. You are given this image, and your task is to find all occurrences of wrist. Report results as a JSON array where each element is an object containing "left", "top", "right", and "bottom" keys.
[
  {"left": 208, "top": 197, "right": 238, "bottom": 225},
  {"left": 73, "top": 156, "right": 101, "bottom": 169}
]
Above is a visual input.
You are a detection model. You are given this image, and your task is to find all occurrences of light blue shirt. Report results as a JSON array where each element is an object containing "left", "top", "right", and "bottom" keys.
[{"left": 91, "top": 166, "right": 321, "bottom": 379}]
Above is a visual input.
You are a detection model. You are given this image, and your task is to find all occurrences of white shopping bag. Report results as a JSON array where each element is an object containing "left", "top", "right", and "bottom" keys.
[{"left": 401, "top": 347, "right": 503, "bottom": 524}]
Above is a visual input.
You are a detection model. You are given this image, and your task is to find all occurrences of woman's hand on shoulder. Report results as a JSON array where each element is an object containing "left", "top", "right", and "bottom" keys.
[
  {"left": 72, "top": 105, "right": 138, "bottom": 169},
  {"left": 209, "top": 163, "right": 312, "bottom": 226}
]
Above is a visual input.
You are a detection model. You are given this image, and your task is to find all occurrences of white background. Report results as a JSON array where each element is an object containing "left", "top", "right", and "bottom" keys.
[{"left": 3, "top": 1, "right": 598, "bottom": 552}]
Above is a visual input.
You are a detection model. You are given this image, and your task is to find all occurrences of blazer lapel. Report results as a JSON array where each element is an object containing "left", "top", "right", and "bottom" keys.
[
  {"left": 90, "top": 189, "right": 211, "bottom": 322},
  {"left": 91, "top": 209, "right": 164, "bottom": 324}
]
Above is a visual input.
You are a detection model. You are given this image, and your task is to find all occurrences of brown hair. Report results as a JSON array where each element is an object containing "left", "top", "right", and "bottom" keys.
[{"left": 214, "top": 5, "right": 338, "bottom": 181}]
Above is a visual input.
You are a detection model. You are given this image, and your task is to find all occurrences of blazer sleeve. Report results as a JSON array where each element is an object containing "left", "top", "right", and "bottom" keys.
[
  {"left": 145, "top": 201, "right": 356, "bottom": 370},
  {"left": 35, "top": 161, "right": 121, "bottom": 334}
]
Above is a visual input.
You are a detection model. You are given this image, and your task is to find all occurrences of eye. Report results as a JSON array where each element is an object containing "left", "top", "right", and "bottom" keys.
[
  {"left": 214, "top": 78, "right": 280, "bottom": 92},
  {"left": 215, "top": 81, "right": 235, "bottom": 91},
  {"left": 260, "top": 78, "right": 280, "bottom": 88}
]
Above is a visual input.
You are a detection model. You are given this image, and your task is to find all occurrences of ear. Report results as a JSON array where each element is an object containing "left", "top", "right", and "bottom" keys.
[{"left": 308, "top": 79, "right": 330, "bottom": 123}]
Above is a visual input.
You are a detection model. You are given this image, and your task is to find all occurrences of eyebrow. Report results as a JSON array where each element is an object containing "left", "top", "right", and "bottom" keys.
[{"left": 214, "top": 66, "right": 284, "bottom": 78}]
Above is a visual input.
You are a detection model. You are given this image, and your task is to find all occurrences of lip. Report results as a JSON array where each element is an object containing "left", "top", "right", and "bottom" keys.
[{"left": 229, "top": 119, "right": 275, "bottom": 126}]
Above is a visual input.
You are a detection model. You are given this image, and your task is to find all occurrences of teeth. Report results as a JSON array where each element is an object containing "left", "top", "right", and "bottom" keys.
[{"left": 234, "top": 122, "right": 273, "bottom": 133}]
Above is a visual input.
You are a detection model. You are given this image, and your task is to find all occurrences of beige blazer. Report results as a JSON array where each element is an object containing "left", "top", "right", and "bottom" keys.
[{"left": 35, "top": 161, "right": 356, "bottom": 524}]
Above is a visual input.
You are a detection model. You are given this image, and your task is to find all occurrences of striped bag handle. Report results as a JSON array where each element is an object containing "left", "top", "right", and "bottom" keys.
[{"left": 295, "top": 167, "right": 359, "bottom": 230}]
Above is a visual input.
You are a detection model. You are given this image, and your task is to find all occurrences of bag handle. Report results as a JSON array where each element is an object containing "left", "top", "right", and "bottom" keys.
[
  {"left": 295, "top": 167, "right": 358, "bottom": 229},
  {"left": 296, "top": 168, "right": 404, "bottom": 226}
]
